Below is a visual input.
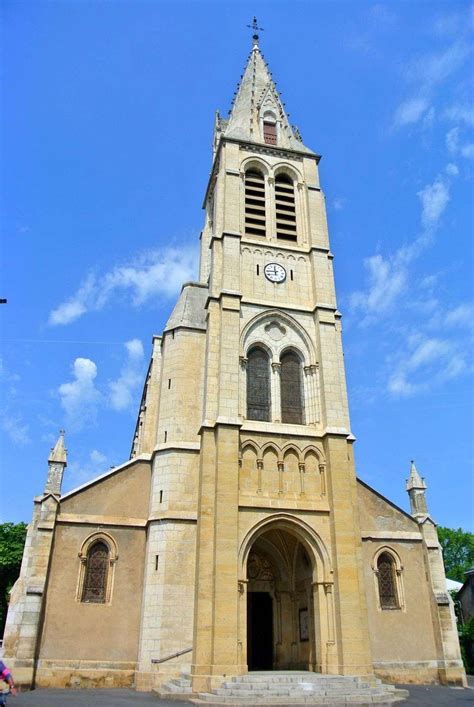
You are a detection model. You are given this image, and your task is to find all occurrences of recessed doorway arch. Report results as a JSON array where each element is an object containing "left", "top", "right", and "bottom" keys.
[{"left": 239, "top": 515, "right": 334, "bottom": 673}]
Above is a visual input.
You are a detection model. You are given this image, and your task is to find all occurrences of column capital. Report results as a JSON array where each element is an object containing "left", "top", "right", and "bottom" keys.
[
  {"left": 271, "top": 361, "right": 281, "bottom": 372},
  {"left": 239, "top": 356, "right": 248, "bottom": 369}
]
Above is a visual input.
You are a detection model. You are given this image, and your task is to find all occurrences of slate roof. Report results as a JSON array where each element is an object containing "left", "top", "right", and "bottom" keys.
[{"left": 164, "top": 282, "right": 208, "bottom": 332}]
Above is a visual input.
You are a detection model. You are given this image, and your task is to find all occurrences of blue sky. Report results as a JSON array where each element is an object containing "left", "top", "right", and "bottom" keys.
[{"left": 1, "top": 1, "right": 473, "bottom": 531}]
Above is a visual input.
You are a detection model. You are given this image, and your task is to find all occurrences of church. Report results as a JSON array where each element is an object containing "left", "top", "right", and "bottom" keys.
[{"left": 3, "top": 27, "right": 466, "bottom": 698}]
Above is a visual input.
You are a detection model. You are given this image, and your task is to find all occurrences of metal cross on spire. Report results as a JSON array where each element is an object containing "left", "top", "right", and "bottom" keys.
[{"left": 247, "top": 16, "right": 264, "bottom": 47}]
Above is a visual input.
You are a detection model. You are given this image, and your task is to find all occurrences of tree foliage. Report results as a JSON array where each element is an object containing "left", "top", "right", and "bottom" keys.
[
  {"left": 0, "top": 522, "right": 28, "bottom": 635},
  {"left": 437, "top": 526, "right": 474, "bottom": 583}
]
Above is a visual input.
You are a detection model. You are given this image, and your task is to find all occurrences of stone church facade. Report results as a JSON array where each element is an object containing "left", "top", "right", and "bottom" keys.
[{"left": 4, "top": 33, "right": 465, "bottom": 693}]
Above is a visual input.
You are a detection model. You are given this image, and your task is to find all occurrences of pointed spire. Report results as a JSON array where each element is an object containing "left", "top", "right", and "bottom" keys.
[
  {"left": 406, "top": 460, "right": 429, "bottom": 519},
  {"left": 221, "top": 27, "right": 314, "bottom": 154},
  {"left": 406, "top": 460, "right": 426, "bottom": 491},
  {"left": 45, "top": 430, "right": 67, "bottom": 495},
  {"left": 48, "top": 429, "right": 67, "bottom": 465}
]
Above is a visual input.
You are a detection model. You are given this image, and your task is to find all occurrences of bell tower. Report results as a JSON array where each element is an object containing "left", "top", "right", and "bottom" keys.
[{"left": 190, "top": 25, "right": 373, "bottom": 692}]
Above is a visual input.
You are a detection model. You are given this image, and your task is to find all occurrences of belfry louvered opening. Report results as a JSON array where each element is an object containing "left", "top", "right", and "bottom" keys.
[
  {"left": 244, "top": 169, "right": 266, "bottom": 238},
  {"left": 275, "top": 173, "right": 297, "bottom": 241}
]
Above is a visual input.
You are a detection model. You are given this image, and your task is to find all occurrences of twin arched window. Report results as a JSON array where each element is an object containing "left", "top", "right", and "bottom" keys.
[
  {"left": 244, "top": 169, "right": 297, "bottom": 242},
  {"left": 246, "top": 347, "right": 304, "bottom": 424}
]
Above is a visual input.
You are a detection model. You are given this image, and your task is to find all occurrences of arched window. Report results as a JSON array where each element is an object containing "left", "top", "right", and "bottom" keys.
[
  {"left": 275, "top": 174, "right": 297, "bottom": 242},
  {"left": 244, "top": 169, "right": 266, "bottom": 238},
  {"left": 247, "top": 347, "right": 270, "bottom": 421},
  {"left": 280, "top": 351, "right": 303, "bottom": 424},
  {"left": 81, "top": 541, "right": 110, "bottom": 603},
  {"left": 377, "top": 552, "right": 399, "bottom": 609}
]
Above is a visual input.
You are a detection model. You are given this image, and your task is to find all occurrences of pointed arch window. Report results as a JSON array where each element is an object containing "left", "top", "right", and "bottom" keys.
[
  {"left": 275, "top": 174, "right": 297, "bottom": 242},
  {"left": 247, "top": 347, "right": 270, "bottom": 421},
  {"left": 244, "top": 169, "right": 266, "bottom": 238},
  {"left": 280, "top": 351, "right": 303, "bottom": 424},
  {"left": 81, "top": 541, "right": 110, "bottom": 603},
  {"left": 377, "top": 552, "right": 399, "bottom": 609}
]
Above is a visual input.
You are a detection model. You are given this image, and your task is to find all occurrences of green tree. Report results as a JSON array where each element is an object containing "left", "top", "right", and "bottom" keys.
[
  {"left": 437, "top": 526, "right": 474, "bottom": 583},
  {"left": 0, "top": 522, "right": 28, "bottom": 635}
]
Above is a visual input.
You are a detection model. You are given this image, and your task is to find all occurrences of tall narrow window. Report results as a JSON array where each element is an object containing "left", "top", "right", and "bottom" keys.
[
  {"left": 275, "top": 174, "right": 297, "bottom": 241},
  {"left": 280, "top": 351, "right": 303, "bottom": 424},
  {"left": 244, "top": 170, "right": 266, "bottom": 238},
  {"left": 247, "top": 347, "right": 270, "bottom": 421},
  {"left": 263, "top": 121, "right": 277, "bottom": 145},
  {"left": 81, "top": 541, "right": 109, "bottom": 603},
  {"left": 377, "top": 552, "right": 399, "bottom": 609}
]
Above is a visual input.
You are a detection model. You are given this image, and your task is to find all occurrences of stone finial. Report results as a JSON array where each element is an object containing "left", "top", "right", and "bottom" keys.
[
  {"left": 247, "top": 16, "right": 263, "bottom": 49},
  {"left": 48, "top": 430, "right": 67, "bottom": 465},
  {"left": 406, "top": 460, "right": 429, "bottom": 518}
]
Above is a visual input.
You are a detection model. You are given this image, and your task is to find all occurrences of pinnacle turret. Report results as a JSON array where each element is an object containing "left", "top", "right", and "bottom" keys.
[
  {"left": 406, "top": 460, "right": 429, "bottom": 519},
  {"left": 45, "top": 430, "right": 67, "bottom": 495}
]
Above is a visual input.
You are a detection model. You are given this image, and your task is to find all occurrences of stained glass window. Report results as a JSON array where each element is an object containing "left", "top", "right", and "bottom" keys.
[
  {"left": 280, "top": 351, "right": 303, "bottom": 424},
  {"left": 247, "top": 347, "right": 270, "bottom": 421},
  {"left": 82, "top": 541, "right": 109, "bottom": 603},
  {"left": 377, "top": 552, "right": 399, "bottom": 609}
]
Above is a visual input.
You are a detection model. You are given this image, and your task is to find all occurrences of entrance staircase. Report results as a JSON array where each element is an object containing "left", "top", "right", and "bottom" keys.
[{"left": 155, "top": 671, "right": 409, "bottom": 705}]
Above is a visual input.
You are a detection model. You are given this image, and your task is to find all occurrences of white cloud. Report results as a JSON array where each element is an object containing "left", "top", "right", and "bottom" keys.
[
  {"left": 444, "top": 304, "right": 474, "bottom": 327},
  {"left": 67, "top": 449, "right": 109, "bottom": 487},
  {"left": 350, "top": 168, "right": 455, "bottom": 321},
  {"left": 407, "top": 40, "right": 470, "bottom": 90},
  {"left": 0, "top": 361, "right": 30, "bottom": 444},
  {"left": 332, "top": 197, "right": 346, "bottom": 211},
  {"left": 444, "top": 104, "right": 474, "bottom": 127},
  {"left": 350, "top": 254, "right": 407, "bottom": 318},
  {"left": 90, "top": 449, "right": 107, "bottom": 465},
  {"left": 49, "top": 246, "right": 198, "bottom": 326},
  {"left": 1, "top": 414, "right": 31, "bottom": 445},
  {"left": 58, "top": 358, "right": 102, "bottom": 430},
  {"left": 446, "top": 126, "right": 460, "bottom": 154},
  {"left": 446, "top": 163, "right": 459, "bottom": 176},
  {"left": 393, "top": 36, "right": 471, "bottom": 132},
  {"left": 417, "top": 176, "right": 450, "bottom": 229},
  {"left": 460, "top": 143, "right": 474, "bottom": 159},
  {"left": 393, "top": 97, "right": 430, "bottom": 128},
  {"left": 108, "top": 339, "right": 145, "bottom": 411},
  {"left": 388, "top": 335, "right": 466, "bottom": 397}
]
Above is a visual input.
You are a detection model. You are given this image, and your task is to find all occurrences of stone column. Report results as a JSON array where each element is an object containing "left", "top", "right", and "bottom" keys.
[{"left": 271, "top": 362, "right": 281, "bottom": 422}]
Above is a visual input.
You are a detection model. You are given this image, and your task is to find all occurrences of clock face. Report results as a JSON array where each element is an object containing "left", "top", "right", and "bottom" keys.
[{"left": 264, "top": 262, "right": 286, "bottom": 283}]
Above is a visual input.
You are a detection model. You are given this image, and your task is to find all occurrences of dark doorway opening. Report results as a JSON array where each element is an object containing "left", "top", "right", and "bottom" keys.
[{"left": 247, "top": 591, "right": 273, "bottom": 670}]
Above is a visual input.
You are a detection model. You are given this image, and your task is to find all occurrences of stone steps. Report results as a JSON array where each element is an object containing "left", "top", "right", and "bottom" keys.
[
  {"left": 154, "top": 673, "right": 193, "bottom": 700},
  {"left": 188, "top": 671, "right": 408, "bottom": 706}
]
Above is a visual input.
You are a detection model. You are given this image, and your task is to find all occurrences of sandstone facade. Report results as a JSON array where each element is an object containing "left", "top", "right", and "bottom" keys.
[{"left": 3, "top": 33, "right": 466, "bottom": 692}]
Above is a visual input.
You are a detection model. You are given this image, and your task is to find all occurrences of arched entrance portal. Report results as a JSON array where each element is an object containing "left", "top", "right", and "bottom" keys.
[{"left": 246, "top": 527, "right": 317, "bottom": 671}]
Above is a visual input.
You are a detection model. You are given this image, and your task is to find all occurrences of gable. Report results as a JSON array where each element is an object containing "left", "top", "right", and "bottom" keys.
[
  {"left": 60, "top": 458, "right": 151, "bottom": 520},
  {"left": 357, "top": 478, "right": 420, "bottom": 534}
]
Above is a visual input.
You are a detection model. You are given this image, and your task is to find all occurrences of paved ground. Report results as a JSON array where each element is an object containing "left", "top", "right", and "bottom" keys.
[{"left": 4, "top": 678, "right": 473, "bottom": 706}]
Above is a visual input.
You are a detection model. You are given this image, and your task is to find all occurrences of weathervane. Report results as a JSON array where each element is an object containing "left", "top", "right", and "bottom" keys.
[{"left": 247, "top": 16, "right": 264, "bottom": 47}]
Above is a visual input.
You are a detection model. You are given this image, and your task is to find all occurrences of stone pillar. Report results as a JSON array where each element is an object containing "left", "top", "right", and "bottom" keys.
[
  {"left": 420, "top": 519, "right": 467, "bottom": 686},
  {"left": 191, "top": 423, "right": 241, "bottom": 693},
  {"left": 2, "top": 432, "right": 67, "bottom": 688},
  {"left": 271, "top": 361, "right": 281, "bottom": 422},
  {"left": 324, "top": 435, "right": 373, "bottom": 676}
]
